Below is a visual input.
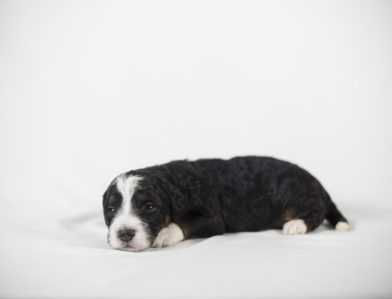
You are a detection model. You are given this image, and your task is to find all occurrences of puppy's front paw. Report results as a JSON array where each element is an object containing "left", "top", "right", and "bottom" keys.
[{"left": 153, "top": 223, "right": 184, "bottom": 248}]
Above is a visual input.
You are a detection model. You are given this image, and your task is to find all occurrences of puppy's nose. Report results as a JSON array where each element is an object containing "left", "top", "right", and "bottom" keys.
[{"left": 117, "top": 229, "right": 136, "bottom": 242}]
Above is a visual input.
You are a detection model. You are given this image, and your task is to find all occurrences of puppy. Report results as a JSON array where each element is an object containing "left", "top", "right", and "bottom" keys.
[{"left": 102, "top": 156, "right": 349, "bottom": 251}]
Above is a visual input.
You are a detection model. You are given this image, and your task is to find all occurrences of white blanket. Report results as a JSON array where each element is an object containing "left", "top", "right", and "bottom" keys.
[{"left": 1, "top": 199, "right": 391, "bottom": 298}]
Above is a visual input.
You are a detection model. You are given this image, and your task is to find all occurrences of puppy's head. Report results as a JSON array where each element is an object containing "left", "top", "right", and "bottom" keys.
[{"left": 102, "top": 173, "right": 171, "bottom": 251}]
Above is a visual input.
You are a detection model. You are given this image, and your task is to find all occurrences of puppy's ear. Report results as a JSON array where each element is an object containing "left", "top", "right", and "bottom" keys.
[
  {"left": 167, "top": 183, "right": 188, "bottom": 213},
  {"left": 158, "top": 178, "right": 188, "bottom": 216},
  {"left": 102, "top": 188, "right": 114, "bottom": 227},
  {"left": 102, "top": 189, "right": 108, "bottom": 207}
]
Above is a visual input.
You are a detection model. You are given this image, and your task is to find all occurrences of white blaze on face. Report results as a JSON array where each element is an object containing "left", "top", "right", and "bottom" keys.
[{"left": 108, "top": 174, "right": 151, "bottom": 251}]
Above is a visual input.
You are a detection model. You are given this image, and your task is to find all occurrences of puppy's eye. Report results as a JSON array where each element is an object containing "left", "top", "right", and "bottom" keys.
[
  {"left": 107, "top": 206, "right": 116, "bottom": 213},
  {"left": 144, "top": 202, "right": 156, "bottom": 212}
]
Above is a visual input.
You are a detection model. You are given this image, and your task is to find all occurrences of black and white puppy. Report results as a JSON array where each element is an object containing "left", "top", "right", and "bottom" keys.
[{"left": 103, "top": 156, "right": 349, "bottom": 252}]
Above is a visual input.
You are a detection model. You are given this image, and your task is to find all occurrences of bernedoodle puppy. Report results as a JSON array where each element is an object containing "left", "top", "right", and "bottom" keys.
[{"left": 103, "top": 156, "right": 349, "bottom": 252}]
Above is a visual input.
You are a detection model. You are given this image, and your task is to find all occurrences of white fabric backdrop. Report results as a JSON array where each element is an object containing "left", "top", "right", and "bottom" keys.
[{"left": 1, "top": 1, "right": 391, "bottom": 298}]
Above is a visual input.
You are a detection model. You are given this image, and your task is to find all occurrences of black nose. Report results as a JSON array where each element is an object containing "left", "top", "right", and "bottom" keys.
[{"left": 117, "top": 229, "right": 136, "bottom": 242}]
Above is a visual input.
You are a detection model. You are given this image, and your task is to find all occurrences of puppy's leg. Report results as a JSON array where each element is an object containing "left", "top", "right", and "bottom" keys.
[
  {"left": 177, "top": 215, "right": 226, "bottom": 240},
  {"left": 283, "top": 219, "right": 307, "bottom": 235},
  {"left": 153, "top": 223, "right": 184, "bottom": 248},
  {"left": 282, "top": 208, "right": 325, "bottom": 235},
  {"left": 153, "top": 214, "right": 226, "bottom": 248}
]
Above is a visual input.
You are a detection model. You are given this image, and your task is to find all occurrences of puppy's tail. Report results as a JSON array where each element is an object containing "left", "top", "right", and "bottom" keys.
[{"left": 325, "top": 197, "right": 350, "bottom": 232}]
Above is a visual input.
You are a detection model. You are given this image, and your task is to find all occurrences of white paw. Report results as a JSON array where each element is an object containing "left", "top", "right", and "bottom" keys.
[
  {"left": 153, "top": 223, "right": 184, "bottom": 248},
  {"left": 335, "top": 221, "right": 349, "bottom": 232},
  {"left": 283, "top": 219, "right": 307, "bottom": 235}
]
